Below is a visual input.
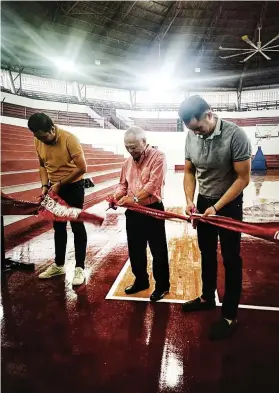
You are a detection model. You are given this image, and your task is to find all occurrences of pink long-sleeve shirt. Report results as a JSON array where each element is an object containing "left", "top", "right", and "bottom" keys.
[{"left": 115, "top": 145, "right": 167, "bottom": 205}]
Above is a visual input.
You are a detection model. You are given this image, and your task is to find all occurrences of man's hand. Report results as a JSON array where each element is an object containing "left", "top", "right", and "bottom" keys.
[
  {"left": 185, "top": 201, "right": 196, "bottom": 216},
  {"left": 203, "top": 206, "right": 217, "bottom": 217},
  {"left": 41, "top": 186, "right": 49, "bottom": 196},
  {"left": 118, "top": 196, "right": 134, "bottom": 206},
  {"left": 37, "top": 186, "right": 49, "bottom": 201},
  {"left": 49, "top": 182, "right": 61, "bottom": 195}
]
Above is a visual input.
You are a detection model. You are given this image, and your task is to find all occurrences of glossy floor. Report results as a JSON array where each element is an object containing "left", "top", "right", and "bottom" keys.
[{"left": 2, "top": 170, "right": 279, "bottom": 393}]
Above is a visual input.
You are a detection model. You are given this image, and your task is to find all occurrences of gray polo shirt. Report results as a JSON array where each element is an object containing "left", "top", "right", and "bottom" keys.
[{"left": 185, "top": 117, "right": 252, "bottom": 199}]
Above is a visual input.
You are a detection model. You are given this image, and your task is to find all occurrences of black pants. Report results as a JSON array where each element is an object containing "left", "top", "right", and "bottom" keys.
[
  {"left": 1, "top": 216, "right": 6, "bottom": 267},
  {"left": 54, "top": 180, "right": 87, "bottom": 269},
  {"left": 125, "top": 202, "right": 170, "bottom": 291},
  {"left": 197, "top": 194, "right": 243, "bottom": 320}
]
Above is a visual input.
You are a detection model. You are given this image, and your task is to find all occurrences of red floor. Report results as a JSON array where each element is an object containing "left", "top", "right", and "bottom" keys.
[{"left": 2, "top": 171, "right": 279, "bottom": 393}]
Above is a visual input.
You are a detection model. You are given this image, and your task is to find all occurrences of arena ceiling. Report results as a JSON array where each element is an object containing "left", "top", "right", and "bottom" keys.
[{"left": 1, "top": 1, "right": 279, "bottom": 91}]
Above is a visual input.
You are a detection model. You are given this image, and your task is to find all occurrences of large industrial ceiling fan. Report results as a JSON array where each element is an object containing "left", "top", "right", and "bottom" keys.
[{"left": 219, "top": 26, "right": 279, "bottom": 62}]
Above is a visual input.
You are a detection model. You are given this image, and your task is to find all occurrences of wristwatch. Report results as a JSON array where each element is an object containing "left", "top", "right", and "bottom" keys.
[{"left": 133, "top": 196, "right": 139, "bottom": 203}]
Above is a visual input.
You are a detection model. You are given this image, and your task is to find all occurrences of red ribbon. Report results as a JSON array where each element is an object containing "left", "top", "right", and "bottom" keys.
[
  {"left": 105, "top": 196, "right": 279, "bottom": 243},
  {"left": 2, "top": 192, "right": 279, "bottom": 242},
  {"left": 1, "top": 191, "right": 104, "bottom": 226}
]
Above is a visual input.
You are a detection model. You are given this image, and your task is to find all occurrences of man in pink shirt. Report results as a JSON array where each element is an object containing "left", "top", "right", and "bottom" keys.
[{"left": 114, "top": 126, "right": 170, "bottom": 301}]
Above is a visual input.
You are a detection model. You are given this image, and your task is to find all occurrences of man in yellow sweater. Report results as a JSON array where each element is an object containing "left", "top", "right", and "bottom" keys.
[{"left": 28, "top": 113, "right": 87, "bottom": 285}]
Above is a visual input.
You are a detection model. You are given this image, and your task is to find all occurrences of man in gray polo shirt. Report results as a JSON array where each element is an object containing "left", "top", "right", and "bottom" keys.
[{"left": 178, "top": 95, "right": 252, "bottom": 341}]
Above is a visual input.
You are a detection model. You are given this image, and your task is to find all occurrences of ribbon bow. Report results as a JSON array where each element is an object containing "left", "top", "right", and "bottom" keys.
[{"left": 106, "top": 195, "right": 118, "bottom": 211}]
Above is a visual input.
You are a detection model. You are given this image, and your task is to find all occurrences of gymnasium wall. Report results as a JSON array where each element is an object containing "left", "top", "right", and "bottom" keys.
[
  {"left": 1, "top": 92, "right": 279, "bottom": 168},
  {"left": 2, "top": 115, "right": 279, "bottom": 170}
]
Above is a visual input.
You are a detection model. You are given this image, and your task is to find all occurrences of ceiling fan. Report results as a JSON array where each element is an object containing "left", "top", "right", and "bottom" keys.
[{"left": 219, "top": 26, "right": 279, "bottom": 62}]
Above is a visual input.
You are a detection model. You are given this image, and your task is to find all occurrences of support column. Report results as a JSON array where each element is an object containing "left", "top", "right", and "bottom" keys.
[
  {"left": 129, "top": 90, "right": 136, "bottom": 108},
  {"left": 73, "top": 81, "right": 82, "bottom": 102},
  {"left": 7, "top": 70, "right": 16, "bottom": 94},
  {"left": 237, "top": 89, "right": 242, "bottom": 111}
]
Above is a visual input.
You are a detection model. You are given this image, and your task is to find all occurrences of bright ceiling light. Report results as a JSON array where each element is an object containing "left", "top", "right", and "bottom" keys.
[
  {"left": 52, "top": 57, "right": 76, "bottom": 73},
  {"left": 141, "top": 71, "right": 177, "bottom": 92}
]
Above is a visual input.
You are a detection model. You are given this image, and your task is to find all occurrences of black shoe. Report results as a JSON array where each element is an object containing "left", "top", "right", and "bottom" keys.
[
  {"left": 125, "top": 282, "right": 149, "bottom": 295},
  {"left": 209, "top": 318, "right": 237, "bottom": 341},
  {"left": 2, "top": 258, "right": 35, "bottom": 272},
  {"left": 182, "top": 297, "right": 216, "bottom": 312},
  {"left": 150, "top": 289, "right": 169, "bottom": 302}
]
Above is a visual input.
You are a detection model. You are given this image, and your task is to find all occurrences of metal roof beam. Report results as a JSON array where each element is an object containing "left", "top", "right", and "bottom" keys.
[
  {"left": 42, "top": 20, "right": 143, "bottom": 51},
  {"left": 196, "top": 2, "right": 224, "bottom": 65},
  {"left": 65, "top": 2, "right": 156, "bottom": 38},
  {"left": 98, "top": 1, "right": 138, "bottom": 47},
  {"left": 74, "top": 1, "right": 161, "bottom": 26},
  {"left": 65, "top": 2, "right": 79, "bottom": 16},
  {"left": 150, "top": 1, "right": 182, "bottom": 46}
]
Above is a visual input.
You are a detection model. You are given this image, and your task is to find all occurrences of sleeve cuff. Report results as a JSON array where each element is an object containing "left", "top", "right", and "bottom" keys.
[
  {"left": 233, "top": 155, "right": 251, "bottom": 162},
  {"left": 115, "top": 186, "right": 127, "bottom": 197}
]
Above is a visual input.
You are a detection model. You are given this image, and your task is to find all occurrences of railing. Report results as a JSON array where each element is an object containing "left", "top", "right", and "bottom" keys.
[
  {"left": 116, "top": 112, "right": 134, "bottom": 128},
  {"left": 2, "top": 87, "right": 279, "bottom": 113},
  {"left": 240, "top": 100, "right": 279, "bottom": 111},
  {"left": 135, "top": 103, "right": 238, "bottom": 112},
  {"left": 92, "top": 106, "right": 130, "bottom": 129},
  {"left": 0, "top": 102, "right": 104, "bottom": 128}
]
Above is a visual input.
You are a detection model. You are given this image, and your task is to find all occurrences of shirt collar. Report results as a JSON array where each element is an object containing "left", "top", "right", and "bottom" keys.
[
  {"left": 199, "top": 116, "right": 222, "bottom": 140},
  {"left": 135, "top": 144, "right": 152, "bottom": 165},
  {"left": 53, "top": 126, "right": 60, "bottom": 144}
]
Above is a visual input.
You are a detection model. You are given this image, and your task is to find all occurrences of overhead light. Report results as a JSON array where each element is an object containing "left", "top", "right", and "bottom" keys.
[
  {"left": 195, "top": 68, "right": 201, "bottom": 73},
  {"left": 95, "top": 60, "right": 101, "bottom": 66},
  {"left": 52, "top": 57, "right": 76, "bottom": 73},
  {"left": 141, "top": 71, "right": 177, "bottom": 91}
]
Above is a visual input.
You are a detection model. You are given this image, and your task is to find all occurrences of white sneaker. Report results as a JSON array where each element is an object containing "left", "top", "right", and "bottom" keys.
[
  {"left": 39, "top": 263, "right": 65, "bottom": 279},
  {"left": 72, "top": 267, "right": 85, "bottom": 286}
]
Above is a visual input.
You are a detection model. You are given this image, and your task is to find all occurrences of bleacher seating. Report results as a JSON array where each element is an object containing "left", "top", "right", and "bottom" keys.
[
  {"left": 3, "top": 101, "right": 277, "bottom": 132},
  {"left": 240, "top": 101, "right": 279, "bottom": 111},
  {"left": 1, "top": 86, "right": 278, "bottom": 113},
  {"left": 19, "top": 89, "right": 80, "bottom": 105},
  {"left": 174, "top": 154, "right": 279, "bottom": 171},
  {"left": 1, "top": 87, "right": 130, "bottom": 109},
  {"left": 1, "top": 123, "right": 124, "bottom": 242},
  {"left": 131, "top": 116, "right": 279, "bottom": 132},
  {"left": 224, "top": 117, "right": 279, "bottom": 127},
  {"left": 135, "top": 103, "right": 237, "bottom": 112},
  {"left": 131, "top": 118, "right": 177, "bottom": 132},
  {"left": 1, "top": 102, "right": 101, "bottom": 128},
  {"left": 261, "top": 154, "right": 279, "bottom": 169}
]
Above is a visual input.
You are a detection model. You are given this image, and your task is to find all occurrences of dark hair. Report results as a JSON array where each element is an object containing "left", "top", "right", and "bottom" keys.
[
  {"left": 27, "top": 113, "right": 54, "bottom": 133},
  {"left": 178, "top": 95, "right": 211, "bottom": 124}
]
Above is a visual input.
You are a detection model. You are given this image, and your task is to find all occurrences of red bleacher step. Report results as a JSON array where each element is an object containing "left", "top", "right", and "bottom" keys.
[
  {"left": 1, "top": 143, "right": 103, "bottom": 153},
  {"left": 3, "top": 172, "right": 121, "bottom": 201},
  {"left": 1, "top": 159, "right": 124, "bottom": 172},
  {"left": 4, "top": 183, "right": 118, "bottom": 245},
  {"left": 1, "top": 163, "right": 123, "bottom": 187},
  {"left": 1, "top": 150, "right": 123, "bottom": 160},
  {"left": 1, "top": 136, "right": 94, "bottom": 150}
]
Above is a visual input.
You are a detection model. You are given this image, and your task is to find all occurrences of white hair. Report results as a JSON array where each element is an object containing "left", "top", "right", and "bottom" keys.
[{"left": 124, "top": 126, "right": 146, "bottom": 141}]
